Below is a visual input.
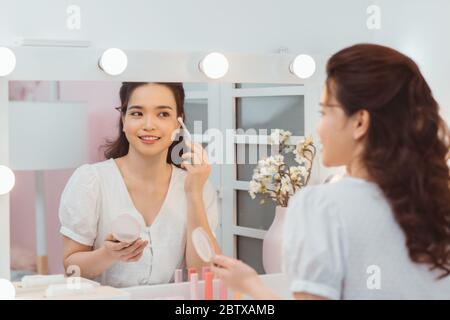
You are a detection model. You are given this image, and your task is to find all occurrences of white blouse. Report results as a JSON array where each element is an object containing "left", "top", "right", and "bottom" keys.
[
  {"left": 283, "top": 176, "right": 450, "bottom": 300},
  {"left": 59, "top": 159, "right": 219, "bottom": 288}
]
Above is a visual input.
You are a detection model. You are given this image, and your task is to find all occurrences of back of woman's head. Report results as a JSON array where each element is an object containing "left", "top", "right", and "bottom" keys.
[{"left": 326, "top": 43, "right": 450, "bottom": 278}]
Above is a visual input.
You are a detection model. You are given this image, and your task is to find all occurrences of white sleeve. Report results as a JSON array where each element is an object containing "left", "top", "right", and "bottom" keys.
[
  {"left": 58, "top": 164, "right": 100, "bottom": 246},
  {"left": 203, "top": 180, "right": 220, "bottom": 236},
  {"left": 282, "top": 186, "right": 347, "bottom": 300}
]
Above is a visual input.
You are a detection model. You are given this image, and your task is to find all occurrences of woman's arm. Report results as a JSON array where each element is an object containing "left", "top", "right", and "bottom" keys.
[
  {"left": 63, "top": 236, "right": 116, "bottom": 279},
  {"left": 62, "top": 235, "right": 148, "bottom": 279},
  {"left": 211, "top": 255, "right": 327, "bottom": 300},
  {"left": 185, "top": 193, "right": 222, "bottom": 273},
  {"left": 211, "top": 255, "right": 279, "bottom": 299},
  {"left": 182, "top": 140, "right": 222, "bottom": 273}
]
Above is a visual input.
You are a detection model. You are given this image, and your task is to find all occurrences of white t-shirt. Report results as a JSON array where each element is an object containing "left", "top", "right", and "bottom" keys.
[
  {"left": 59, "top": 159, "right": 219, "bottom": 288},
  {"left": 282, "top": 176, "right": 450, "bottom": 299}
]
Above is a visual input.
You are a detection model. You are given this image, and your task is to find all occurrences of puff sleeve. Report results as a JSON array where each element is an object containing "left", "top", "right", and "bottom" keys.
[
  {"left": 58, "top": 164, "right": 101, "bottom": 246},
  {"left": 282, "top": 186, "right": 347, "bottom": 300}
]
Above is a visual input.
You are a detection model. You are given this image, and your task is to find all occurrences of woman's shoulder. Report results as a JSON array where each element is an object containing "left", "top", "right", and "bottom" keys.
[
  {"left": 288, "top": 176, "right": 384, "bottom": 222},
  {"left": 68, "top": 159, "right": 114, "bottom": 186},
  {"left": 293, "top": 176, "right": 380, "bottom": 203},
  {"left": 288, "top": 183, "right": 334, "bottom": 213},
  {"left": 76, "top": 159, "right": 116, "bottom": 172},
  {"left": 285, "top": 182, "right": 345, "bottom": 233}
]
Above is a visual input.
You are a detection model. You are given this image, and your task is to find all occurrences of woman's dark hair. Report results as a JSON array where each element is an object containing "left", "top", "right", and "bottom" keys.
[
  {"left": 103, "top": 82, "right": 185, "bottom": 167},
  {"left": 326, "top": 44, "right": 450, "bottom": 278}
]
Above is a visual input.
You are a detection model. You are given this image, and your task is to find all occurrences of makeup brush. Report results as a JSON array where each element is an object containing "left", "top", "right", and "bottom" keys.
[
  {"left": 177, "top": 117, "right": 192, "bottom": 141},
  {"left": 177, "top": 117, "right": 193, "bottom": 165}
]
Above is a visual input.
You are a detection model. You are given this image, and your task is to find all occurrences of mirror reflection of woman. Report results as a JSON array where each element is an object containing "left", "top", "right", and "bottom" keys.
[
  {"left": 59, "top": 82, "right": 221, "bottom": 288},
  {"left": 212, "top": 44, "right": 450, "bottom": 299}
]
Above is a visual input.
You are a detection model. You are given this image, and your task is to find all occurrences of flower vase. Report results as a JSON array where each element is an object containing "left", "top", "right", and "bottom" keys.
[{"left": 262, "top": 206, "right": 287, "bottom": 274}]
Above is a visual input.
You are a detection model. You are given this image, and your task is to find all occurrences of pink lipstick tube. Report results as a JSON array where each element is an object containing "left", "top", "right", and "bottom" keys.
[
  {"left": 204, "top": 272, "right": 213, "bottom": 300},
  {"left": 174, "top": 269, "right": 183, "bottom": 283},
  {"left": 201, "top": 266, "right": 211, "bottom": 280},
  {"left": 188, "top": 267, "right": 196, "bottom": 281},
  {"left": 190, "top": 273, "right": 199, "bottom": 300},
  {"left": 219, "top": 280, "right": 228, "bottom": 300}
]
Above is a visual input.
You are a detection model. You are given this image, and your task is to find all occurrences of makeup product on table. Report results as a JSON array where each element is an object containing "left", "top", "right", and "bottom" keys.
[
  {"left": 189, "top": 273, "right": 199, "bottom": 300},
  {"left": 21, "top": 274, "right": 65, "bottom": 288},
  {"left": 192, "top": 227, "right": 215, "bottom": 263},
  {"left": 110, "top": 214, "right": 141, "bottom": 243},
  {"left": 188, "top": 267, "right": 197, "bottom": 281},
  {"left": 204, "top": 272, "right": 213, "bottom": 300},
  {"left": 201, "top": 266, "right": 211, "bottom": 280},
  {"left": 234, "top": 291, "right": 242, "bottom": 300},
  {"left": 45, "top": 283, "right": 96, "bottom": 298},
  {"left": 174, "top": 269, "right": 183, "bottom": 283},
  {"left": 219, "top": 280, "right": 228, "bottom": 300}
]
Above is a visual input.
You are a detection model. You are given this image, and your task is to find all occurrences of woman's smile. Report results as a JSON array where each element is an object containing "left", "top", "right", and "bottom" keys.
[{"left": 138, "top": 134, "right": 161, "bottom": 145}]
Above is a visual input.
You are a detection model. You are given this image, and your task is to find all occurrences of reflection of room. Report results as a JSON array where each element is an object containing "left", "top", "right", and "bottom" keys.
[
  {"left": 7, "top": 80, "right": 316, "bottom": 279},
  {"left": 0, "top": 44, "right": 357, "bottom": 300},
  {"left": 9, "top": 81, "right": 88, "bottom": 276},
  {"left": 0, "top": 43, "right": 369, "bottom": 298},
  {"left": 5, "top": 78, "right": 316, "bottom": 299},
  {"left": 8, "top": 81, "right": 121, "bottom": 279}
]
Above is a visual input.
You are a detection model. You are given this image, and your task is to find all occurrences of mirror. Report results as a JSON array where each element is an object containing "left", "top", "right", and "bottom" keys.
[{"left": 8, "top": 79, "right": 316, "bottom": 287}]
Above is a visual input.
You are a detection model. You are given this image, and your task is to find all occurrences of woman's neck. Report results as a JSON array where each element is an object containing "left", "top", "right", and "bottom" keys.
[
  {"left": 119, "top": 149, "right": 172, "bottom": 184},
  {"left": 346, "top": 157, "right": 371, "bottom": 181}
]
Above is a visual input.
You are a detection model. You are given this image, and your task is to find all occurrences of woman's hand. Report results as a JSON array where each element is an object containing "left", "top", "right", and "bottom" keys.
[
  {"left": 103, "top": 234, "right": 148, "bottom": 263},
  {"left": 181, "top": 139, "right": 211, "bottom": 197},
  {"left": 211, "top": 255, "right": 265, "bottom": 297}
]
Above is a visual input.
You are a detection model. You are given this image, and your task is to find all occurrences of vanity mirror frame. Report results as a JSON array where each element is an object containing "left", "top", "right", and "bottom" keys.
[{"left": 0, "top": 46, "right": 326, "bottom": 279}]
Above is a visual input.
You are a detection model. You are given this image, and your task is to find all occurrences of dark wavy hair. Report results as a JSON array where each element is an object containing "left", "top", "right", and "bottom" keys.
[
  {"left": 102, "top": 82, "right": 186, "bottom": 167},
  {"left": 326, "top": 44, "right": 450, "bottom": 278}
]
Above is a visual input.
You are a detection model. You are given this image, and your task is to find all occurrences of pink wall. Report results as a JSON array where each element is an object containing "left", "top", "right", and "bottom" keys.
[{"left": 10, "top": 81, "right": 121, "bottom": 274}]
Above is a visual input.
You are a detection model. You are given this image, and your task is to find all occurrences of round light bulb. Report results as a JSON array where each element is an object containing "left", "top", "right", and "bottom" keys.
[
  {"left": 0, "top": 47, "right": 16, "bottom": 77},
  {"left": 98, "top": 48, "right": 128, "bottom": 76},
  {"left": 290, "top": 54, "right": 316, "bottom": 79},
  {"left": 0, "top": 279, "right": 15, "bottom": 300},
  {"left": 199, "top": 52, "right": 229, "bottom": 79},
  {"left": 0, "top": 165, "right": 15, "bottom": 195}
]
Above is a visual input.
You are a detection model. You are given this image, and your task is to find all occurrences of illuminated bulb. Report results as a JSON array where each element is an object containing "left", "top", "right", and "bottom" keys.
[
  {"left": 199, "top": 52, "right": 229, "bottom": 79},
  {"left": 98, "top": 48, "right": 128, "bottom": 76},
  {"left": 0, "top": 47, "right": 16, "bottom": 76},
  {"left": 0, "top": 165, "right": 15, "bottom": 195},
  {"left": 290, "top": 54, "right": 316, "bottom": 79}
]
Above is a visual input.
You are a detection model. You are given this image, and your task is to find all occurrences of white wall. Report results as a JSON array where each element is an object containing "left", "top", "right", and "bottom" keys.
[
  {"left": 372, "top": 0, "right": 450, "bottom": 124},
  {"left": 2, "top": 0, "right": 447, "bottom": 120},
  {"left": 0, "top": 0, "right": 372, "bottom": 53},
  {"left": 2, "top": 0, "right": 448, "bottom": 120}
]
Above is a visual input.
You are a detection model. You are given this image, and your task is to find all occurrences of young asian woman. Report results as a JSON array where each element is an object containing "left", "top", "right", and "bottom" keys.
[
  {"left": 212, "top": 44, "right": 450, "bottom": 300},
  {"left": 59, "top": 82, "right": 221, "bottom": 288}
]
